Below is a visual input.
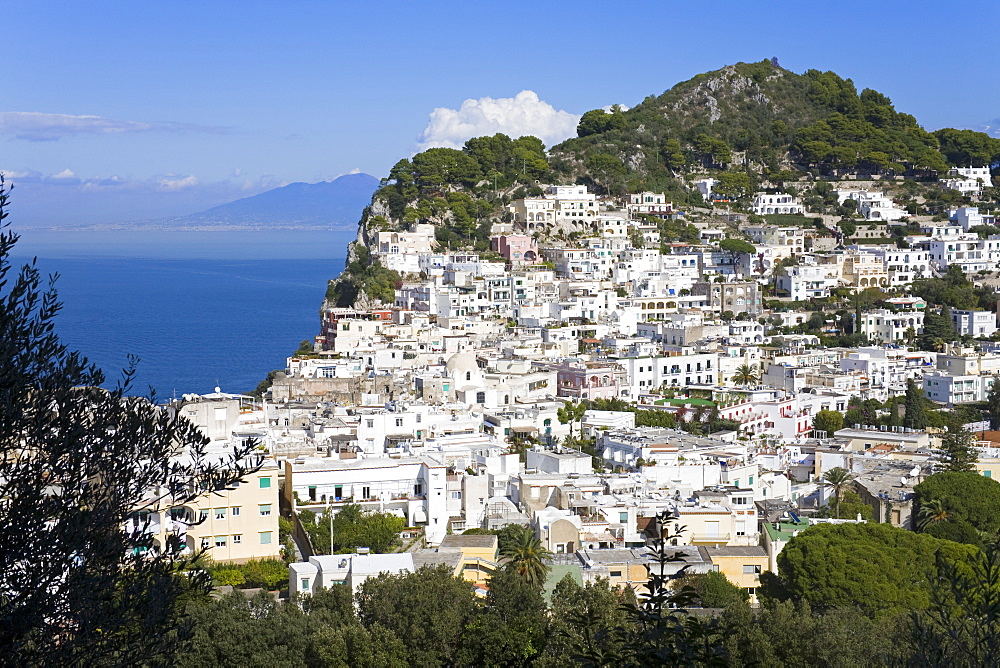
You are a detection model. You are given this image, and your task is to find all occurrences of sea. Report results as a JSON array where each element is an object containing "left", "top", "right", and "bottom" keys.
[{"left": 8, "top": 228, "right": 356, "bottom": 397}]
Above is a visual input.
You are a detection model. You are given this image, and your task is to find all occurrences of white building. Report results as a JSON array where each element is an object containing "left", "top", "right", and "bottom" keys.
[
  {"left": 751, "top": 193, "right": 804, "bottom": 216},
  {"left": 776, "top": 263, "right": 841, "bottom": 301},
  {"left": 290, "top": 552, "right": 415, "bottom": 598},
  {"left": 927, "top": 234, "right": 1000, "bottom": 273},
  {"left": 923, "top": 370, "right": 999, "bottom": 405},
  {"left": 834, "top": 189, "right": 908, "bottom": 222},
  {"left": 284, "top": 455, "right": 450, "bottom": 544},
  {"left": 951, "top": 310, "right": 998, "bottom": 338},
  {"left": 858, "top": 304, "right": 925, "bottom": 344},
  {"left": 949, "top": 207, "right": 996, "bottom": 232},
  {"left": 941, "top": 167, "right": 993, "bottom": 196}
]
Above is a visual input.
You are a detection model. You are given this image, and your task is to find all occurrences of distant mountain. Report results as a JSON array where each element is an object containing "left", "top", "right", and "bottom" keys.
[{"left": 150, "top": 172, "right": 380, "bottom": 230}]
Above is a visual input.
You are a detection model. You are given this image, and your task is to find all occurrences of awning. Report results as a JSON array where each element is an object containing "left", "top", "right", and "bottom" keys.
[{"left": 511, "top": 426, "right": 538, "bottom": 433}]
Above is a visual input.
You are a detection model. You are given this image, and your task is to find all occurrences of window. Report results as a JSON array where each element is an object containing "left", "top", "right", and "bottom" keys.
[
  {"left": 259, "top": 531, "right": 272, "bottom": 545},
  {"left": 610, "top": 570, "right": 622, "bottom": 577},
  {"left": 395, "top": 418, "right": 403, "bottom": 427},
  {"left": 414, "top": 483, "right": 424, "bottom": 496},
  {"left": 259, "top": 504, "right": 272, "bottom": 516},
  {"left": 259, "top": 477, "right": 271, "bottom": 489},
  {"left": 986, "top": 471, "right": 993, "bottom": 478},
  {"left": 743, "top": 565, "right": 762, "bottom": 575},
  {"left": 366, "top": 419, "right": 374, "bottom": 428},
  {"left": 199, "top": 509, "right": 209, "bottom": 522},
  {"left": 214, "top": 508, "right": 226, "bottom": 520},
  {"left": 214, "top": 536, "right": 227, "bottom": 548},
  {"left": 232, "top": 534, "right": 242, "bottom": 544},
  {"left": 619, "top": 512, "right": 628, "bottom": 522},
  {"left": 748, "top": 476, "right": 754, "bottom": 485},
  {"left": 362, "top": 486, "right": 370, "bottom": 499},
  {"left": 301, "top": 578, "right": 310, "bottom": 590},
  {"left": 476, "top": 391, "right": 486, "bottom": 404},
  {"left": 231, "top": 506, "right": 241, "bottom": 516},
  {"left": 451, "top": 491, "right": 462, "bottom": 499},
  {"left": 200, "top": 538, "right": 211, "bottom": 550}
]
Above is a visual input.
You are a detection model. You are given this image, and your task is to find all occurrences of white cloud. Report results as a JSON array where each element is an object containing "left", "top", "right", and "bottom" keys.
[
  {"left": 50, "top": 168, "right": 77, "bottom": 179},
  {"left": 416, "top": 90, "right": 580, "bottom": 151},
  {"left": 0, "top": 111, "right": 227, "bottom": 141},
  {"left": 157, "top": 175, "right": 198, "bottom": 191}
]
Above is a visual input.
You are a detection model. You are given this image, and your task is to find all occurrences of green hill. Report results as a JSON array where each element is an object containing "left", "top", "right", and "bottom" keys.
[
  {"left": 328, "top": 60, "right": 1000, "bottom": 306},
  {"left": 548, "top": 59, "right": 1000, "bottom": 198}
]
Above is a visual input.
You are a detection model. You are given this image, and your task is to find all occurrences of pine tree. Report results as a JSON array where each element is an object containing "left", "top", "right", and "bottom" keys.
[
  {"left": 904, "top": 378, "right": 929, "bottom": 430},
  {"left": 938, "top": 427, "right": 979, "bottom": 472}
]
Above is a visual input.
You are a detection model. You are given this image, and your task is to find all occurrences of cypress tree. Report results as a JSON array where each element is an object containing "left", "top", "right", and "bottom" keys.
[{"left": 903, "top": 378, "right": 928, "bottom": 429}]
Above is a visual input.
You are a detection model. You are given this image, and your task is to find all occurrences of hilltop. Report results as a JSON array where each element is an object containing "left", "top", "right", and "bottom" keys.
[{"left": 328, "top": 60, "right": 1000, "bottom": 306}]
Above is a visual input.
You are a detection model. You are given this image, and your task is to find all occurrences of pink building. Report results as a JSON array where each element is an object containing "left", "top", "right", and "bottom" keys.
[
  {"left": 491, "top": 234, "right": 538, "bottom": 264},
  {"left": 545, "top": 360, "right": 622, "bottom": 400}
]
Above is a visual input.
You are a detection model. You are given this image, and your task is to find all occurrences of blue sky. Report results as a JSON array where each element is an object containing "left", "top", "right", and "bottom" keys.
[{"left": 4, "top": 0, "right": 1000, "bottom": 226}]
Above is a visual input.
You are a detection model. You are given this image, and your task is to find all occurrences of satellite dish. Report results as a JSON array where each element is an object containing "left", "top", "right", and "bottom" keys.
[
  {"left": 910, "top": 466, "right": 920, "bottom": 477},
  {"left": 214, "top": 386, "right": 221, "bottom": 394},
  {"left": 900, "top": 476, "right": 908, "bottom": 486}
]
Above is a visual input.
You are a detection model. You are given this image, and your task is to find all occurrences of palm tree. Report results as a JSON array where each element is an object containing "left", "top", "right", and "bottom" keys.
[
  {"left": 821, "top": 467, "right": 854, "bottom": 519},
  {"left": 499, "top": 525, "right": 553, "bottom": 588},
  {"left": 917, "top": 498, "right": 950, "bottom": 531},
  {"left": 732, "top": 364, "right": 759, "bottom": 389}
]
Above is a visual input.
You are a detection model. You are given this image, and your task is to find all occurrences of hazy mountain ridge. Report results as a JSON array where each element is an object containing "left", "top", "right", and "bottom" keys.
[{"left": 67, "top": 172, "right": 380, "bottom": 231}]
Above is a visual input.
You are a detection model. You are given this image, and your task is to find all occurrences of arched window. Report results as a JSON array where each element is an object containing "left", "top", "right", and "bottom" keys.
[
  {"left": 466, "top": 371, "right": 472, "bottom": 381},
  {"left": 476, "top": 391, "right": 486, "bottom": 404},
  {"left": 543, "top": 418, "right": 551, "bottom": 426}
]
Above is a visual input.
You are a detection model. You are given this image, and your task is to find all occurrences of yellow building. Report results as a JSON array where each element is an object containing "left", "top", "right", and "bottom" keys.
[
  {"left": 706, "top": 546, "right": 770, "bottom": 605},
  {"left": 129, "top": 456, "right": 282, "bottom": 564},
  {"left": 412, "top": 534, "right": 498, "bottom": 589}
]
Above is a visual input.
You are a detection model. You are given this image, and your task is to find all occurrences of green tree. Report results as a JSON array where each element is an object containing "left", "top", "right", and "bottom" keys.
[
  {"left": 987, "top": 379, "right": 1000, "bottom": 429},
  {"left": 820, "top": 467, "right": 854, "bottom": 519},
  {"left": 0, "top": 179, "right": 260, "bottom": 665},
  {"left": 722, "top": 599, "right": 908, "bottom": 667},
  {"left": 838, "top": 218, "right": 857, "bottom": 238},
  {"left": 910, "top": 539, "right": 1000, "bottom": 666},
  {"left": 714, "top": 172, "right": 753, "bottom": 200},
  {"left": 576, "top": 107, "right": 627, "bottom": 138},
  {"left": 676, "top": 571, "right": 749, "bottom": 608},
  {"left": 498, "top": 525, "right": 552, "bottom": 588},
  {"left": 813, "top": 409, "right": 845, "bottom": 436},
  {"left": 916, "top": 498, "right": 951, "bottom": 531},
  {"left": 326, "top": 503, "right": 406, "bottom": 554},
  {"left": 765, "top": 522, "right": 975, "bottom": 619},
  {"left": 903, "top": 378, "right": 928, "bottom": 429},
  {"left": 557, "top": 399, "right": 588, "bottom": 443},
  {"left": 356, "top": 565, "right": 479, "bottom": 666},
  {"left": 719, "top": 238, "right": 757, "bottom": 257},
  {"left": 937, "top": 426, "right": 979, "bottom": 472},
  {"left": 543, "top": 575, "right": 634, "bottom": 666},
  {"left": 463, "top": 567, "right": 549, "bottom": 667},
  {"left": 732, "top": 363, "right": 760, "bottom": 388},
  {"left": 914, "top": 471, "right": 1000, "bottom": 536}
]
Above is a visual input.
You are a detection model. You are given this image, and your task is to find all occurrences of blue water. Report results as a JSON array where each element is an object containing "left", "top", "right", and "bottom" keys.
[{"left": 8, "top": 229, "right": 355, "bottom": 396}]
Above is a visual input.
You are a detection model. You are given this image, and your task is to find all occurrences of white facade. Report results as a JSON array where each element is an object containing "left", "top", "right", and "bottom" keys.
[
  {"left": 834, "top": 189, "right": 907, "bottom": 222},
  {"left": 951, "top": 310, "right": 998, "bottom": 338},
  {"left": 927, "top": 234, "right": 1000, "bottom": 273},
  {"left": 776, "top": 263, "right": 841, "bottom": 300},
  {"left": 923, "top": 370, "right": 999, "bottom": 405},
  {"left": 750, "top": 193, "right": 804, "bottom": 215}
]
